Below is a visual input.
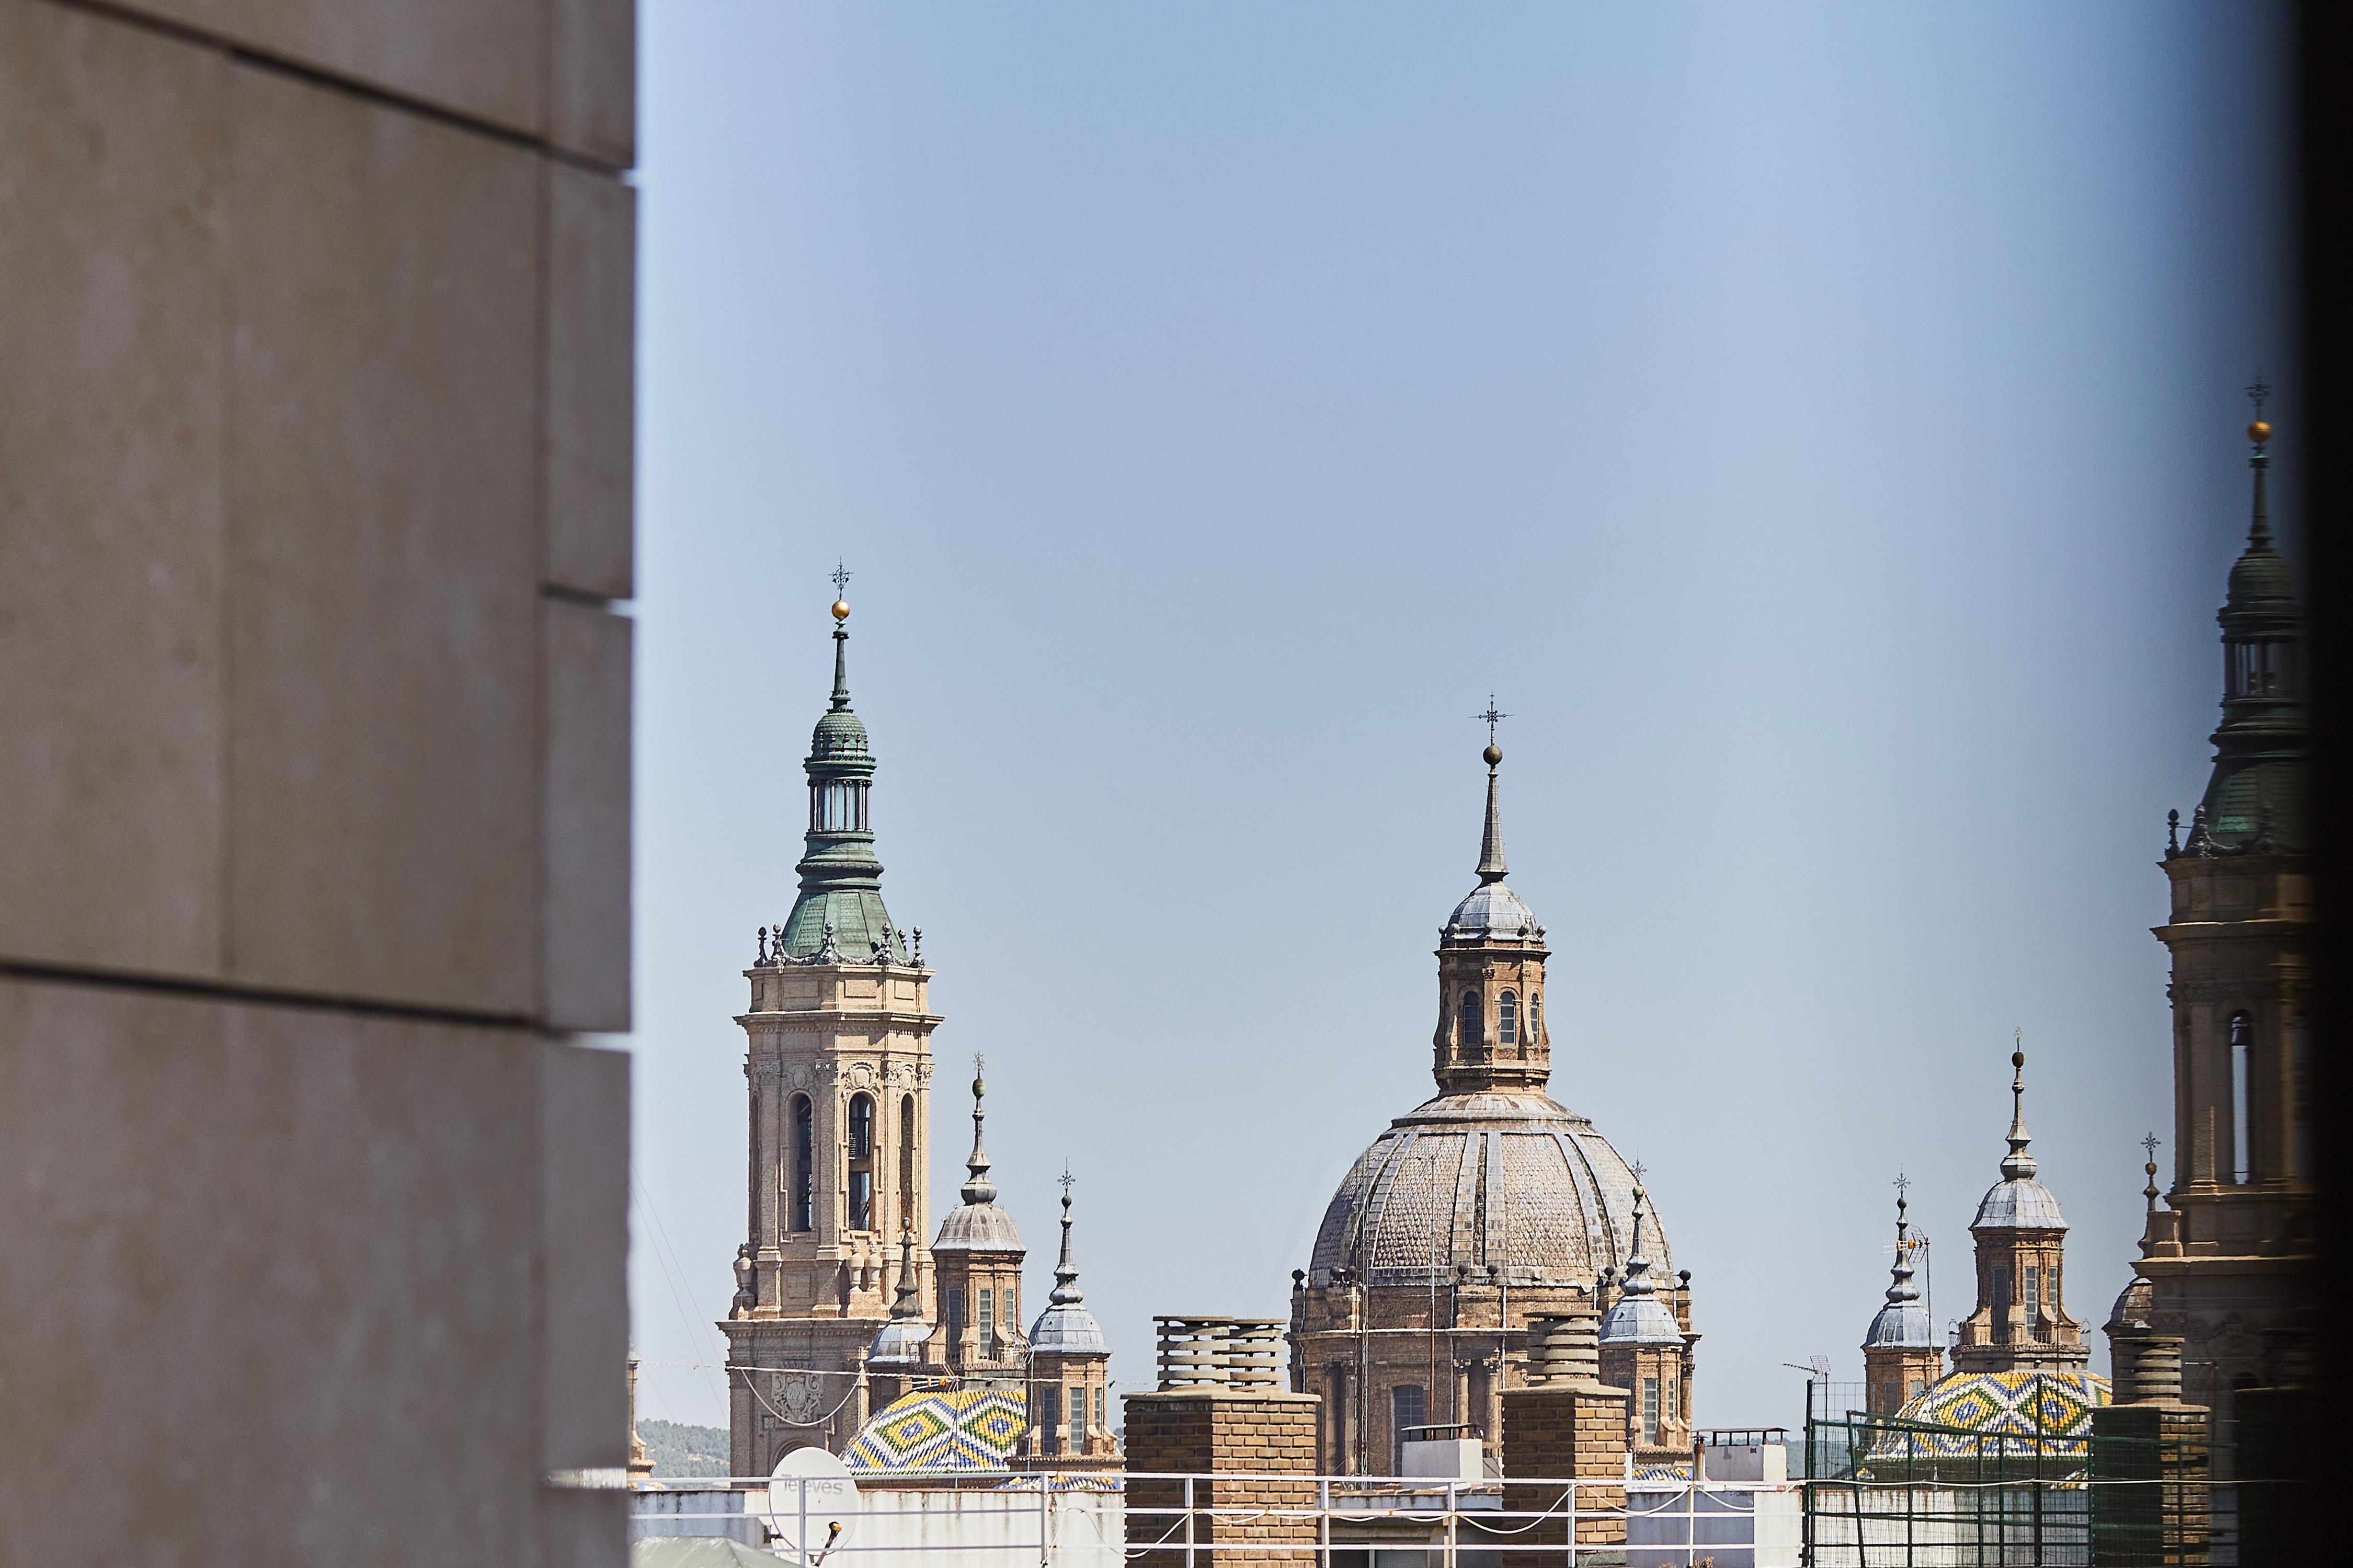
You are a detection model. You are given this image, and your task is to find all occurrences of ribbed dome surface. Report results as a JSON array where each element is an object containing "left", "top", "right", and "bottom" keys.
[
  {"left": 934, "top": 1202, "right": 1023, "bottom": 1252},
  {"left": 1972, "top": 1177, "right": 2066, "bottom": 1231},
  {"left": 2227, "top": 547, "right": 2298, "bottom": 608},
  {"left": 813, "top": 708, "right": 869, "bottom": 757},
  {"left": 2106, "top": 1275, "right": 2155, "bottom": 1335},
  {"left": 1445, "top": 883, "right": 1539, "bottom": 937},
  {"left": 1865, "top": 1297, "right": 1935, "bottom": 1349},
  {"left": 1309, "top": 1091, "right": 1660, "bottom": 1289},
  {"left": 1030, "top": 1300, "right": 1109, "bottom": 1354},
  {"left": 866, "top": 1315, "right": 934, "bottom": 1365}
]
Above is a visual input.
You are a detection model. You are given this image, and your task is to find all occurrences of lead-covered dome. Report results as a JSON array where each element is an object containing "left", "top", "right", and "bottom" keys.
[
  {"left": 1971, "top": 1175, "right": 2066, "bottom": 1231},
  {"left": 1445, "top": 882, "right": 1540, "bottom": 939},
  {"left": 1308, "top": 1090, "right": 1663, "bottom": 1290}
]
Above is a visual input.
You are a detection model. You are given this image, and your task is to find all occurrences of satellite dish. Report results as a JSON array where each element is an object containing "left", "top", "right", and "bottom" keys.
[{"left": 764, "top": 1446, "right": 859, "bottom": 1563}]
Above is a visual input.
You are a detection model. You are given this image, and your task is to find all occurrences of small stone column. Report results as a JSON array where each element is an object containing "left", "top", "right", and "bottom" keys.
[
  {"left": 1502, "top": 1306, "right": 1631, "bottom": 1564},
  {"left": 2090, "top": 1336, "right": 2210, "bottom": 1567}
]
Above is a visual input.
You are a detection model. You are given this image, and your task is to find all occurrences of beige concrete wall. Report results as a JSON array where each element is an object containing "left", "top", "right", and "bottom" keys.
[{"left": 0, "top": 0, "right": 635, "bottom": 1560}]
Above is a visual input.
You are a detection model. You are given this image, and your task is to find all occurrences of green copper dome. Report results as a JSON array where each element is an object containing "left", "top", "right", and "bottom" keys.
[
  {"left": 2181, "top": 426, "right": 2306, "bottom": 857},
  {"left": 776, "top": 618, "right": 905, "bottom": 963}
]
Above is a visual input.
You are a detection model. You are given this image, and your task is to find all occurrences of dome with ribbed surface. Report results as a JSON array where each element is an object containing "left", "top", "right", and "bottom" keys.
[
  {"left": 1309, "top": 1091, "right": 1660, "bottom": 1289},
  {"left": 1446, "top": 882, "right": 1539, "bottom": 938}
]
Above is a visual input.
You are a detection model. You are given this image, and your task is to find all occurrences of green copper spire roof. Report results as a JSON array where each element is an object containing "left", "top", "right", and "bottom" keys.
[
  {"left": 2181, "top": 383, "right": 2307, "bottom": 857},
  {"left": 777, "top": 592, "right": 906, "bottom": 962}
]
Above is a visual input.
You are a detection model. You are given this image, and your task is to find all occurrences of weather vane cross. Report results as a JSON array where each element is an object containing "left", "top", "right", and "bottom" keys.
[
  {"left": 1894, "top": 1172, "right": 1911, "bottom": 1202},
  {"left": 1059, "top": 1164, "right": 1076, "bottom": 1197},
  {"left": 830, "top": 559, "right": 853, "bottom": 598},
  {"left": 2246, "top": 372, "right": 2271, "bottom": 420},
  {"left": 2142, "top": 1132, "right": 2161, "bottom": 1162},
  {"left": 1476, "top": 696, "right": 1509, "bottom": 746}
]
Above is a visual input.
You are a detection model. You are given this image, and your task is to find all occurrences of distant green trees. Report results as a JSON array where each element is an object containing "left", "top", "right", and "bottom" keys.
[{"left": 639, "top": 1418, "right": 729, "bottom": 1477}]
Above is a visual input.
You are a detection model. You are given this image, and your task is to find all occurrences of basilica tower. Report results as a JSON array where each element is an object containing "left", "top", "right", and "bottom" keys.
[
  {"left": 1948, "top": 1046, "right": 2089, "bottom": 1375},
  {"left": 1860, "top": 1184, "right": 1941, "bottom": 1414},
  {"left": 1293, "top": 730, "right": 1689, "bottom": 1475},
  {"left": 2128, "top": 393, "right": 2315, "bottom": 1464},
  {"left": 722, "top": 591, "right": 941, "bottom": 1472}
]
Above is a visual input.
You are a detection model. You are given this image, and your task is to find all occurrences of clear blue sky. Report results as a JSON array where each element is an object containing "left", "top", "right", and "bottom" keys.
[{"left": 623, "top": 2, "right": 2297, "bottom": 1436}]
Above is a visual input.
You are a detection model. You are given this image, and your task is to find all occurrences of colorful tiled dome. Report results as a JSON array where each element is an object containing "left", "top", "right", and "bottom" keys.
[
  {"left": 1876, "top": 1369, "right": 2110, "bottom": 1461},
  {"left": 845, "top": 1389, "right": 1028, "bottom": 1473}
]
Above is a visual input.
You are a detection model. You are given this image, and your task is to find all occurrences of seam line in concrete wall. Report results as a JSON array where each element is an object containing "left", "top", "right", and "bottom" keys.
[
  {"left": 52, "top": 0, "right": 635, "bottom": 174},
  {"left": 0, "top": 957, "right": 545, "bottom": 1031}
]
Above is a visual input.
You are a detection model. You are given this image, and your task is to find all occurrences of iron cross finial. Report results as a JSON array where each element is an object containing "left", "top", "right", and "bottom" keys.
[
  {"left": 1476, "top": 696, "right": 1509, "bottom": 745},
  {"left": 1630, "top": 1158, "right": 1648, "bottom": 1185},
  {"left": 1059, "top": 1164, "right": 1076, "bottom": 1196},
  {"left": 2142, "top": 1132, "right": 2161, "bottom": 1162},
  {"left": 1893, "top": 1172, "right": 1911, "bottom": 1201},
  {"left": 2246, "top": 372, "right": 2271, "bottom": 419},
  {"left": 830, "top": 559, "right": 853, "bottom": 597}
]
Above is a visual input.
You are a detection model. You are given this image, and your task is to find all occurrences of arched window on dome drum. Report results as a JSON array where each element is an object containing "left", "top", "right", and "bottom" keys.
[
  {"left": 848, "top": 1094, "right": 875, "bottom": 1231},
  {"left": 1529, "top": 992, "right": 1540, "bottom": 1043},
  {"left": 1498, "top": 991, "right": 1517, "bottom": 1046},
  {"left": 2229, "top": 1012, "right": 2254, "bottom": 1184},
  {"left": 1458, "top": 990, "right": 1482, "bottom": 1050},
  {"left": 810, "top": 778, "right": 871, "bottom": 832},
  {"left": 790, "top": 1096, "right": 814, "bottom": 1232}
]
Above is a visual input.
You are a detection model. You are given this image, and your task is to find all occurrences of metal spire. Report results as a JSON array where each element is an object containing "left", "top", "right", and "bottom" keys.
[
  {"left": 1619, "top": 1186, "right": 1658, "bottom": 1299},
  {"left": 2001, "top": 1031, "right": 2037, "bottom": 1181},
  {"left": 1475, "top": 699, "right": 1510, "bottom": 884},
  {"left": 2142, "top": 1132, "right": 2162, "bottom": 1216},
  {"left": 2245, "top": 375, "right": 2274, "bottom": 550},
  {"left": 960, "top": 1054, "right": 997, "bottom": 1206},
  {"left": 888, "top": 1223, "right": 922, "bottom": 1321},
  {"left": 829, "top": 606, "right": 853, "bottom": 713},
  {"left": 1049, "top": 1165, "right": 1084, "bottom": 1307},
  {"left": 1885, "top": 1176, "right": 1921, "bottom": 1305}
]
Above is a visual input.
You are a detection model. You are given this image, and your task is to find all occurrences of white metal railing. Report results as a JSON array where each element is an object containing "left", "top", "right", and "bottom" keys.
[{"left": 630, "top": 1470, "right": 1803, "bottom": 1566}]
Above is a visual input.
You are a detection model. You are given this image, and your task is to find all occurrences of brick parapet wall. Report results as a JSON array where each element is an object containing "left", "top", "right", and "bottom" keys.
[{"left": 1125, "top": 1390, "right": 1321, "bottom": 1564}]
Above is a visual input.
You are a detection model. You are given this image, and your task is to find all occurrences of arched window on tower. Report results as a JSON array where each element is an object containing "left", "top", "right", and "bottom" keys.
[
  {"left": 848, "top": 1094, "right": 875, "bottom": 1230},
  {"left": 2229, "top": 1013, "right": 2254, "bottom": 1185},
  {"left": 1458, "top": 990, "right": 1482, "bottom": 1051},
  {"left": 790, "top": 1095, "right": 815, "bottom": 1232},
  {"left": 899, "top": 1095, "right": 918, "bottom": 1222},
  {"left": 1529, "top": 991, "right": 1541, "bottom": 1044},
  {"left": 1498, "top": 991, "right": 1518, "bottom": 1046}
]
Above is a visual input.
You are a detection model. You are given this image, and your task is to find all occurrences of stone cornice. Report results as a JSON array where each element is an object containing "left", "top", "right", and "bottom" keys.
[
  {"left": 737, "top": 1011, "right": 945, "bottom": 1031},
  {"left": 2152, "top": 918, "right": 2314, "bottom": 942}
]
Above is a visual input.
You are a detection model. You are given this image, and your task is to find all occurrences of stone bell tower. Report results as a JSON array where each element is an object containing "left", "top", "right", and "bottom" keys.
[
  {"left": 2132, "top": 388, "right": 2315, "bottom": 1468},
  {"left": 721, "top": 582, "right": 940, "bottom": 1473}
]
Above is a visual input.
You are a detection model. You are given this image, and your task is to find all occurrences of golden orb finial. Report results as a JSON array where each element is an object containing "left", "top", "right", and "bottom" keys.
[
  {"left": 831, "top": 599, "right": 851, "bottom": 622},
  {"left": 2248, "top": 419, "right": 2271, "bottom": 444},
  {"left": 1483, "top": 743, "right": 1503, "bottom": 767}
]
